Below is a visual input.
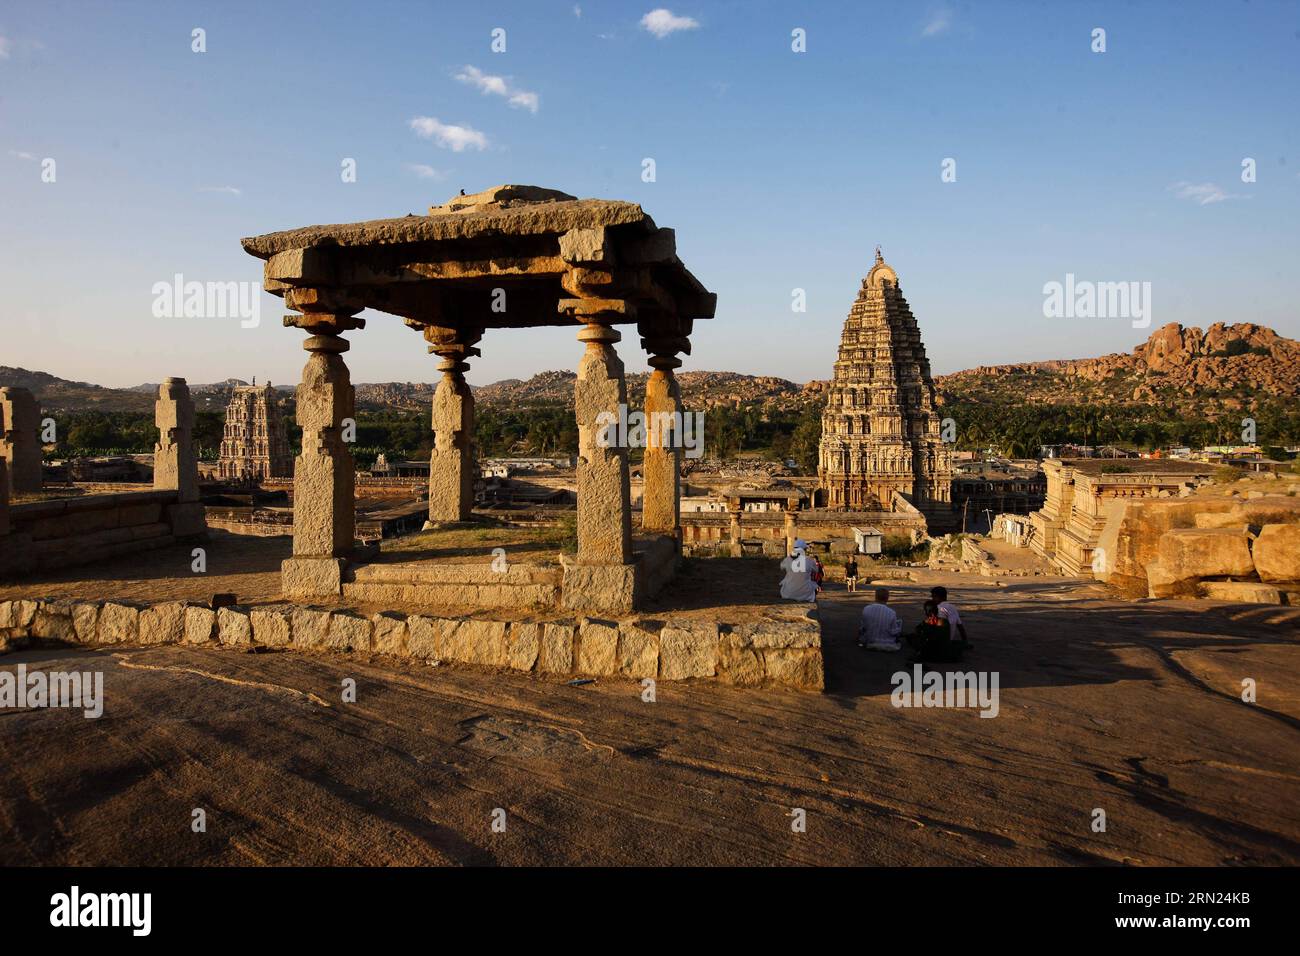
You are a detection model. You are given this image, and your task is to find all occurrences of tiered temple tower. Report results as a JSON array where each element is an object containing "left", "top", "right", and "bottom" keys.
[
  {"left": 818, "top": 249, "right": 953, "bottom": 511},
  {"left": 217, "top": 381, "right": 292, "bottom": 481}
]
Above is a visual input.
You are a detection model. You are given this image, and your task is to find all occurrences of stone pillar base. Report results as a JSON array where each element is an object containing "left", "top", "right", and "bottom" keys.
[
  {"left": 166, "top": 502, "right": 208, "bottom": 538},
  {"left": 561, "top": 561, "right": 638, "bottom": 616},
  {"left": 282, "top": 557, "right": 345, "bottom": 598}
]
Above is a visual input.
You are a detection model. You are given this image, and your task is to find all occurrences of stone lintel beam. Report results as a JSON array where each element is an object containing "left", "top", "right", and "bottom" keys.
[
  {"left": 284, "top": 287, "right": 367, "bottom": 318},
  {"left": 622, "top": 227, "right": 676, "bottom": 265},
  {"left": 338, "top": 254, "right": 567, "bottom": 287},
  {"left": 575, "top": 319, "right": 633, "bottom": 565},
  {"left": 559, "top": 227, "right": 612, "bottom": 265},
  {"left": 559, "top": 297, "right": 635, "bottom": 321},
  {"left": 265, "top": 247, "right": 336, "bottom": 287},
  {"left": 561, "top": 267, "right": 616, "bottom": 298}
]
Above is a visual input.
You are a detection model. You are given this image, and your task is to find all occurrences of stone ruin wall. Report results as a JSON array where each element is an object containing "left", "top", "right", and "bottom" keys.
[
  {"left": 0, "top": 379, "right": 207, "bottom": 579},
  {"left": 0, "top": 596, "right": 824, "bottom": 691},
  {"left": 7, "top": 491, "right": 205, "bottom": 572}
]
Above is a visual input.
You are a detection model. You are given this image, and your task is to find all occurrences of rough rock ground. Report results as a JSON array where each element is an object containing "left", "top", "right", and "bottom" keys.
[{"left": 2, "top": 567, "right": 1297, "bottom": 866}]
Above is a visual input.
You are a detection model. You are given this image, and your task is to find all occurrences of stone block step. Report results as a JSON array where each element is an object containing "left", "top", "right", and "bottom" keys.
[
  {"left": 341, "top": 580, "right": 560, "bottom": 610},
  {"left": 349, "top": 562, "right": 560, "bottom": 586}
]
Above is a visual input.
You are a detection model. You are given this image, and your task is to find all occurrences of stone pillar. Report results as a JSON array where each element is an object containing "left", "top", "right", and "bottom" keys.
[
  {"left": 155, "top": 377, "right": 207, "bottom": 538},
  {"left": 783, "top": 508, "right": 797, "bottom": 556},
  {"left": 155, "top": 378, "right": 198, "bottom": 501},
  {"left": 562, "top": 314, "right": 637, "bottom": 614},
  {"left": 282, "top": 329, "right": 356, "bottom": 597},
  {"left": 425, "top": 327, "right": 480, "bottom": 525},
  {"left": 729, "top": 505, "right": 743, "bottom": 558},
  {"left": 574, "top": 319, "right": 632, "bottom": 565},
  {"left": 641, "top": 349, "right": 682, "bottom": 538},
  {"left": 0, "top": 459, "right": 23, "bottom": 579},
  {"left": 0, "top": 386, "right": 42, "bottom": 495}
]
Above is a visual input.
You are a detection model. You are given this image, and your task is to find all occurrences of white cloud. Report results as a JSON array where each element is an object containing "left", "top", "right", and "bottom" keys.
[
  {"left": 200, "top": 185, "right": 242, "bottom": 196},
  {"left": 640, "top": 9, "right": 699, "bottom": 39},
  {"left": 573, "top": 4, "right": 582, "bottom": 17},
  {"left": 1168, "top": 181, "right": 1248, "bottom": 206},
  {"left": 409, "top": 116, "right": 489, "bottom": 152},
  {"left": 405, "top": 163, "right": 446, "bottom": 180},
  {"left": 508, "top": 90, "right": 539, "bottom": 112},
  {"left": 921, "top": 7, "right": 952, "bottom": 37},
  {"left": 0, "top": 35, "right": 11, "bottom": 59},
  {"left": 455, "top": 65, "right": 539, "bottom": 113},
  {"left": 8, "top": 149, "right": 36, "bottom": 161}
]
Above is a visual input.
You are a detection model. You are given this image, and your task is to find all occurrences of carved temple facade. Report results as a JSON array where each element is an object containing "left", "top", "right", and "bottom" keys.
[
  {"left": 817, "top": 250, "right": 953, "bottom": 514},
  {"left": 217, "top": 382, "right": 292, "bottom": 481}
]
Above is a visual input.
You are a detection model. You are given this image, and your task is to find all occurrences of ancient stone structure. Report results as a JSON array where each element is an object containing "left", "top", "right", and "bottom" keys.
[
  {"left": 426, "top": 326, "right": 479, "bottom": 524},
  {"left": 0, "top": 596, "right": 824, "bottom": 690},
  {"left": 1, "top": 386, "right": 43, "bottom": 495},
  {"left": 1030, "top": 458, "right": 1214, "bottom": 576},
  {"left": 216, "top": 382, "right": 291, "bottom": 481},
  {"left": 241, "top": 185, "right": 715, "bottom": 612},
  {"left": 0, "top": 378, "right": 206, "bottom": 578},
  {"left": 818, "top": 250, "right": 952, "bottom": 513},
  {"left": 154, "top": 378, "right": 207, "bottom": 537}
]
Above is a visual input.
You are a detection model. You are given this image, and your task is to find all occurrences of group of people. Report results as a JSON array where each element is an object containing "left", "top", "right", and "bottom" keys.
[
  {"left": 777, "top": 543, "right": 971, "bottom": 662},
  {"left": 859, "top": 585, "right": 970, "bottom": 662}
]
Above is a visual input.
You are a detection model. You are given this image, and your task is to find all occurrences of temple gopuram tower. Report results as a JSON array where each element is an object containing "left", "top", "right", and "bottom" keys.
[
  {"left": 217, "top": 381, "right": 292, "bottom": 481},
  {"left": 818, "top": 249, "right": 953, "bottom": 512}
]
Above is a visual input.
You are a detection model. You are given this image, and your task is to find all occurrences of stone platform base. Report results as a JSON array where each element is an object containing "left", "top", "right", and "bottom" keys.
[
  {"left": 0, "top": 596, "right": 824, "bottom": 691},
  {"left": 284, "top": 533, "right": 681, "bottom": 614}
]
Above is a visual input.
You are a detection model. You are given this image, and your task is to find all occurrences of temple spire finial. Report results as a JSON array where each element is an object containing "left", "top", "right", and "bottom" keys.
[{"left": 874, "top": 245, "right": 883, "bottom": 265}]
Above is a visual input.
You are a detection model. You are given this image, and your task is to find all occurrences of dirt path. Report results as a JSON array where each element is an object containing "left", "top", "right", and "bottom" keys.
[{"left": 2, "top": 573, "right": 1298, "bottom": 866}]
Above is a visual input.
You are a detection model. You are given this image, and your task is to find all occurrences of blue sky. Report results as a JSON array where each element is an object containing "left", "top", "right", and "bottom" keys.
[{"left": 2, "top": 0, "right": 1297, "bottom": 389}]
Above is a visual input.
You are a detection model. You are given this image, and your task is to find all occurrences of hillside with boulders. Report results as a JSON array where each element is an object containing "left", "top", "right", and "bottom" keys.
[
  {"left": 4, "top": 323, "right": 1295, "bottom": 425},
  {"left": 473, "top": 369, "right": 811, "bottom": 410},
  {"left": 936, "top": 322, "right": 1300, "bottom": 412}
]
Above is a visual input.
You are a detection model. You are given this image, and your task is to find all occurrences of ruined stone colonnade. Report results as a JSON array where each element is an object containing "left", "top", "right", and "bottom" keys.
[
  {"left": 240, "top": 186, "right": 716, "bottom": 613},
  {"left": 0, "top": 380, "right": 206, "bottom": 578}
]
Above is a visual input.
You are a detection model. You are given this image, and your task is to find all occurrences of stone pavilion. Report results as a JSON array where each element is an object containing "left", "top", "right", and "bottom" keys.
[{"left": 240, "top": 185, "right": 716, "bottom": 613}]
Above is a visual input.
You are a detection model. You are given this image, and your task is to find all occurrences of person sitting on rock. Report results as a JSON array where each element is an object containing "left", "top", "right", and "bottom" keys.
[
  {"left": 779, "top": 538, "right": 817, "bottom": 602},
  {"left": 907, "top": 600, "right": 962, "bottom": 663},
  {"left": 858, "top": 587, "right": 901, "bottom": 651},
  {"left": 931, "top": 586, "right": 971, "bottom": 650}
]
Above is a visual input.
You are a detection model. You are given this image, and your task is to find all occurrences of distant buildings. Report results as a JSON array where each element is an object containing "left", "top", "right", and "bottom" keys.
[
  {"left": 216, "top": 382, "right": 291, "bottom": 481},
  {"left": 1028, "top": 458, "right": 1215, "bottom": 576}
]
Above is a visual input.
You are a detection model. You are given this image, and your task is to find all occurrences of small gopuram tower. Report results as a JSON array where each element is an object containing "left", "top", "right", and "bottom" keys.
[
  {"left": 217, "top": 381, "right": 292, "bottom": 481},
  {"left": 818, "top": 248, "right": 952, "bottom": 511}
]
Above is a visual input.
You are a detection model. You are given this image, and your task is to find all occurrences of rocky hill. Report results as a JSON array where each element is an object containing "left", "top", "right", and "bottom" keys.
[
  {"left": 936, "top": 322, "right": 1300, "bottom": 411},
  {"left": 5, "top": 322, "right": 1295, "bottom": 419},
  {"left": 0, "top": 367, "right": 157, "bottom": 413},
  {"left": 474, "top": 369, "right": 810, "bottom": 410}
]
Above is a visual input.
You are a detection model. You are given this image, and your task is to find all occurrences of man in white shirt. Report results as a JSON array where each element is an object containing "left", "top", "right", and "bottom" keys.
[
  {"left": 779, "top": 538, "right": 817, "bottom": 602},
  {"left": 859, "top": 587, "right": 902, "bottom": 651},
  {"left": 931, "top": 586, "right": 970, "bottom": 648}
]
